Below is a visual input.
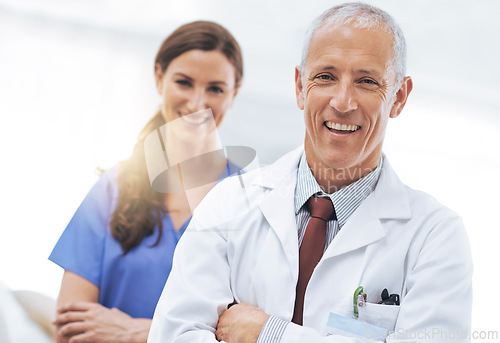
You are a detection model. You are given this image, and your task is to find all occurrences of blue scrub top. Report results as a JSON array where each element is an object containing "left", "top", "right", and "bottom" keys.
[{"left": 49, "top": 162, "right": 240, "bottom": 319}]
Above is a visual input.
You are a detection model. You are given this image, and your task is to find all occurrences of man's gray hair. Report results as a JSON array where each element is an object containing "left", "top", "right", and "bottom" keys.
[{"left": 300, "top": 2, "right": 407, "bottom": 84}]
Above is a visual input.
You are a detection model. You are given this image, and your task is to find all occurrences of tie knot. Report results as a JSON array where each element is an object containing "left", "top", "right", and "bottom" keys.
[{"left": 307, "top": 197, "right": 335, "bottom": 221}]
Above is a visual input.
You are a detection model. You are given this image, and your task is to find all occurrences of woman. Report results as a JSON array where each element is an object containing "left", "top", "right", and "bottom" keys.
[{"left": 49, "top": 21, "right": 243, "bottom": 343}]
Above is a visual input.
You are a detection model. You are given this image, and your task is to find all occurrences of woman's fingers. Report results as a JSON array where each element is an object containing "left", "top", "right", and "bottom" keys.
[
  {"left": 53, "top": 310, "right": 86, "bottom": 325},
  {"left": 57, "top": 301, "right": 100, "bottom": 314},
  {"left": 58, "top": 321, "right": 87, "bottom": 337}
]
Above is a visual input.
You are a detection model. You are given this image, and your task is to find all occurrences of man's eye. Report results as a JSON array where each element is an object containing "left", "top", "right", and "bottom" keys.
[
  {"left": 360, "top": 79, "right": 378, "bottom": 85},
  {"left": 315, "top": 74, "right": 333, "bottom": 81},
  {"left": 208, "top": 86, "right": 224, "bottom": 94}
]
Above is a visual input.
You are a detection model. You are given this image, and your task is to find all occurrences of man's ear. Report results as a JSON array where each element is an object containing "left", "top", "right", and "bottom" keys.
[
  {"left": 154, "top": 63, "right": 164, "bottom": 94},
  {"left": 295, "top": 66, "right": 305, "bottom": 110},
  {"left": 390, "top": 76, "right": 413, "bottom": 118}
]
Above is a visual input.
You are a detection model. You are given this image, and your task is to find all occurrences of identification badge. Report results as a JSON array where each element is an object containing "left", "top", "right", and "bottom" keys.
[{"left": 325, "top": 312, "right": 387, "bottom": 342}]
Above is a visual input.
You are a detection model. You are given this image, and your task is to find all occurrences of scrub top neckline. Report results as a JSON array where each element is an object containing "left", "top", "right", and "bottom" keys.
[{"left": 163, "top": 160, "right": 234, "bottom": 238}]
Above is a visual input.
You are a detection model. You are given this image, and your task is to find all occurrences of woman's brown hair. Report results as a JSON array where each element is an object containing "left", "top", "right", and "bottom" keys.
[{"left": 110, "top": 21, "right": 243, "bottom": 254}]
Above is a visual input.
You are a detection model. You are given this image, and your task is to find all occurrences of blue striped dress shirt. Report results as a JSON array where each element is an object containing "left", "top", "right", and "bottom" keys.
[{"left": 257, "top": 152, "right": 383, "bottom": 343}]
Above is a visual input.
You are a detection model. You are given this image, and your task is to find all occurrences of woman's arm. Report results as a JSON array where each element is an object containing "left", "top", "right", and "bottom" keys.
[
  {"left": 57, "top": 270, "right": 99, "bottom": 307},
  {"left": 54, "top": 271, "right": 151, "bottom": 343}
]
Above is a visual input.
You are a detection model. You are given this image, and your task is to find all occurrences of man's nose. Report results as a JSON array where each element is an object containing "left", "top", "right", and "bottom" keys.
[
  {"left": 187, "top": 88, "right": 207, "bottom": 113},
  {"left": 329, "top": 82, "right": 358, "bottom": 114}
]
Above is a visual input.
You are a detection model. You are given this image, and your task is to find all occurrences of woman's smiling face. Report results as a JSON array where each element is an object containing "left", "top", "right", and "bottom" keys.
[{"left": 155, "top": 49, "right": 238, "bottom": 131}]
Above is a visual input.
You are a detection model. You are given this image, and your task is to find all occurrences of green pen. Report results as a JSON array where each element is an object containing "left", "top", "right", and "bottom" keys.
[{"left": 353, "top": 286, "right": 365, "bottom": 318}]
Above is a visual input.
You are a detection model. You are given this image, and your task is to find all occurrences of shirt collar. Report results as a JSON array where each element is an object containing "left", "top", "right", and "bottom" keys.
[{"left": 295, "top": 152, "right": 383, "bottom": 228}]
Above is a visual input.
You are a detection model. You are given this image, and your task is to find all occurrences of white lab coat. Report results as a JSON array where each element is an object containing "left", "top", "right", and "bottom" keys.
[{"left": 148, "top": 147, "right": 472, "bottom": 343}]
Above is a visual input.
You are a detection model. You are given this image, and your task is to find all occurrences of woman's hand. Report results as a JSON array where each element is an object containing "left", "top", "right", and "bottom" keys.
[{"left": 53, "top": 301, "right": 151, "bottom": 343}]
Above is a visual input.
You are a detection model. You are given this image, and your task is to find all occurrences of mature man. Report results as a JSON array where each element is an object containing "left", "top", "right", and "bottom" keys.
[{"left": 148, "top": 3, "right": 472, "bottom": 342}]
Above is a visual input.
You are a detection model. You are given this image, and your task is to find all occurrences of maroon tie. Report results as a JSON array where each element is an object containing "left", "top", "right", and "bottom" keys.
[{"left": 292, "top": 197, "right": 335, "bottom": 325}]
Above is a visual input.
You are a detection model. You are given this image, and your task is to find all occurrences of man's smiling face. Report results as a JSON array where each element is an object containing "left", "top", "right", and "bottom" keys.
[{"left": 296, "top": 22, "right": 411, "bottom": 183}]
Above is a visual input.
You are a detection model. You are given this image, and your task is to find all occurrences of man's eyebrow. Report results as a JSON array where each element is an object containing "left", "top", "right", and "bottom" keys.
[
  {"left": 307, "top": 66, "right": 336, "bottom": 75},
  {"left": 315, "top": 66, "right": 336, "bottom": 71},
  {"left": 310, "top": 66, "right": 383, "bottom": 77},
  {"left": 358, "top": 69, "right": 383, "bottom": 78}
]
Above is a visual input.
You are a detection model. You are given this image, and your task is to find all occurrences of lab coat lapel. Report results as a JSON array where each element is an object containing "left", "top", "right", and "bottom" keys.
[
  {"left": 254, "top": 147, "right": 303, "bottom": 281},
  {"left": 322, "top": 158, "right": 412, "bottom": 260},
  {"left": 322, "top": 199, "right": 385, "bottom": 259}
]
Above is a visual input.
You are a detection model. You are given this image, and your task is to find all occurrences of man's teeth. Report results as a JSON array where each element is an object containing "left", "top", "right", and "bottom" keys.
[{"left": 325, "top": 122, "right": 360, "bottom": 132}]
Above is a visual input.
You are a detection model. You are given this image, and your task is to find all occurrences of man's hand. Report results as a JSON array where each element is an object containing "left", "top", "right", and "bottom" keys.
[
  {"left": 53, "top": 301, "right": 151, "bottom": 343},
  {"left": 216, "top": 303, "right": 269, "bottom": 343}
]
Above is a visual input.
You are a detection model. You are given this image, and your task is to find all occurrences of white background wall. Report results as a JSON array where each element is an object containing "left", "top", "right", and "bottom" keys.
[{"left": 0, "top": 0, "right": 499, "bottom": 339}]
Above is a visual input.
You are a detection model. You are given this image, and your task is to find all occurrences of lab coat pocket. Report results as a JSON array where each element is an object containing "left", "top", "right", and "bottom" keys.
[
  {"left": 358, "top": 302, "right": 400, "bottom": 332},
  {"left": 324, "top": 302, "right": 387, "bottom": 342}
]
